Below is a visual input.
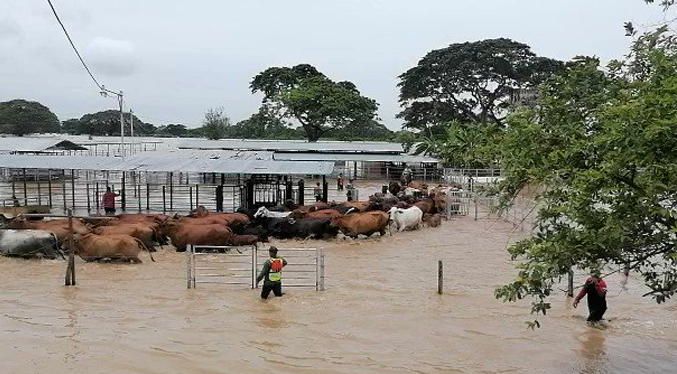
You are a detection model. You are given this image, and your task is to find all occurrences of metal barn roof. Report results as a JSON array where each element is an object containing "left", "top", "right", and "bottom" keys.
[
  {"left": 272, "top": 152, "right": 439, "bottom": 164},
  {"left": 0, "top": 137, "right": 87, "bottom": 153},
  {"left": 178, "top": 139, "right": 404, "bottom": 154},
  {"left": 0, "top": 151, "right": 334, "bottom": 175}
]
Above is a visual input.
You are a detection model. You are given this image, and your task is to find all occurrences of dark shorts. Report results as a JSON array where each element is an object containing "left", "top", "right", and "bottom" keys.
[
  {"left": 261, "top": 282, "right": 282, "bottom": 299},
  {"left": 104, "top": 207, "right": 116, "bottom": 215}
]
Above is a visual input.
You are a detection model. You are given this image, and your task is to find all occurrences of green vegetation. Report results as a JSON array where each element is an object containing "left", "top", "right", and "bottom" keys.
[
  {"left": 62, "top": 110, "right": 156, "bottom": 136},
  {"left": 494, "top": 26, "right": 677, "bottom": 327},
  {"left": 250, "top": 64, "right": 381, "bottom": 142},
  {"left": 0, "top": 99, "right": 60, "bottom": 135}
]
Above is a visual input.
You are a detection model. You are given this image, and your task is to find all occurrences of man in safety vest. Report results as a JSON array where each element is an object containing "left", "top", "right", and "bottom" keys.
[{"left": 256, "top": 246, "right": 287, "bottom": 299}]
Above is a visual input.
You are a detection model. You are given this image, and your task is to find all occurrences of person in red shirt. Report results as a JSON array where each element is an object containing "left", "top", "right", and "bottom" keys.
[
  {"left": 102, "top": 187, "right": 119, "bottom": 215},
  {"left": 573, "top": 269, "right": 608, "bottom": 323}
]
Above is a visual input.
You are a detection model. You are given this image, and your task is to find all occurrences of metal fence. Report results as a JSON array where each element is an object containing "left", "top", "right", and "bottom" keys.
[{"left": 186, "top": 245, "right": 325, "bottom": 291}]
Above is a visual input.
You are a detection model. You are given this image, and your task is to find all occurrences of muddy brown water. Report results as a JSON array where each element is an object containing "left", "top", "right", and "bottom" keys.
[{"left": 1, "top": 216, "right": 676, "bottom": 374}]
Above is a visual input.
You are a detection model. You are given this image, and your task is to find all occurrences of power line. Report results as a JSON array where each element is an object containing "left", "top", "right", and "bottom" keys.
[{"left": 46, "top": 0, "right": 104, "bottom": 91}]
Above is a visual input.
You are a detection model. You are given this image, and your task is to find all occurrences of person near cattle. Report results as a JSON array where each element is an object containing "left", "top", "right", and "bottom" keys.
[
  {"left": 402, "top": 165, "right": 413, "bottom": 186},
  {"left": 337, "top": 173, "right": 344, "bottom": 191},
  {"left": 314, "top": 182, "right": 322, "bottom": 202},
  {"left": 256, "top": 246, "right": 287, "bottom": 299},
  {"left": 573, "top": 269, "right": 608, "bottom": 324},
  {"left": 102, "top": 187, "right": 119, "bottom": 215}
]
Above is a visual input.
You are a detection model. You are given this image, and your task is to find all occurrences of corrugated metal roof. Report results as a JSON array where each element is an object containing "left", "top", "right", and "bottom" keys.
[
  {"left": 273, "top": 152, "right": 439, "bottom": 164},
  {"left": 0, "top": 151, "right": 335, "bottom": 175},
  {"left": 178, "top": 139, "right": 404, "bottom": 154},
  {"left": 0, "top": 137, "right": 64, "bottom": 152}
]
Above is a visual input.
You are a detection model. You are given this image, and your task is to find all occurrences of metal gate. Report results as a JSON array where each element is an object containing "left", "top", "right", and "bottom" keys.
[{"left": 186, "top": 245, "right": 325, "bottom": 290}]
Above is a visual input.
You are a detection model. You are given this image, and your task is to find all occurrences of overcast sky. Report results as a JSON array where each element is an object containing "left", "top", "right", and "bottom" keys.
[{"left": 0, "top": 0, "right": 667, "bottom": 130}]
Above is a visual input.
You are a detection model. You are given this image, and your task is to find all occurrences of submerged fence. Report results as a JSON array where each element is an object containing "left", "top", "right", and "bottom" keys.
[{"left": 186, "top": 245, "right": 325, "bottom": 291}]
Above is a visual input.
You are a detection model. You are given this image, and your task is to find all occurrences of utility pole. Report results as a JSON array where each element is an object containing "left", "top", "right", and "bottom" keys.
[
  {"left": 102, "top": 86, "right": 126, "bottom": 160},
  {"left": 118, "top": 91, "right": 125, "bottom": 160}
]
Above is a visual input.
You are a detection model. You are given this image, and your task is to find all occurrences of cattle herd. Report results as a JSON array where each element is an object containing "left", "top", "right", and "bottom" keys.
[{"left": 0, "top": 184, "right": 459, "bottom": 263}]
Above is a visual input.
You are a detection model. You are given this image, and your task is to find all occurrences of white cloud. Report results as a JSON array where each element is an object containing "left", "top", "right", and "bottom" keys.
[{"left": 87, "top": 37, "right": 139, "bottom": 77}]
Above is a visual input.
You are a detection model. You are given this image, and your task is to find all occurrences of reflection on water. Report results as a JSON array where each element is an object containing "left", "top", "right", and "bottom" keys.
[{"left": 0, "top": 216, "right": 675, "bottom": 373}]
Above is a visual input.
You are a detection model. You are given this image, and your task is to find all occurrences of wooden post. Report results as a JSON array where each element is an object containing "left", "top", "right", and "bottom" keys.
[
  {"left": 137, "top": 183, "right": 142, "bottom": 212},
  {"left": 162, "top": 186, "right": 166, "bottom": 214},
  {"left": 146, "top": 183, "right": 150, "bottom": 211},
  {"left": 322, "top": 175, "right": 328, "bottom": 203},
  {"left": 169, "top": 172, "right": 174, "bottom": 211},
  {"left": 195, "top": 184, "right": 199, "bottom": 208},
  {"left": 65, "top": 209, "right": 76, "bottom": 286},
  {"left": 567, "top": 269, "right": 574, "bottom": 298},
  {"left": 438, "top": 260, "right": 443, "bottom": 294}
]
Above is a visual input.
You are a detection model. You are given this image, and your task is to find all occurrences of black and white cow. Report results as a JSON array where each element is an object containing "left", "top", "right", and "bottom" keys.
[{"left": 0, "top": 229, "right": 62, "bottom": 259}]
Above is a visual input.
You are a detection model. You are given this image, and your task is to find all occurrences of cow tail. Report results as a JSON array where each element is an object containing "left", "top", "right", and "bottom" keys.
[{"left": 134, "top": 237, "right": 155, "bottom": 262}]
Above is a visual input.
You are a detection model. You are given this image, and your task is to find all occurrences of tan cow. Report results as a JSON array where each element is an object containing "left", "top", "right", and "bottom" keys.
[
  {"left": 8, "top": 218, "right": 90, "bottom": 244},
  {"left": 166, "top": 223, "right": 234, "bottom": 251},
  {"left": 423, "top": 213, "right": 442, "bottom": 228},
  {"left": 331, "top": 211, "right": 389, "bottom": 238},
  {"left": 93, "top": 224, "right": 159, "bottom": 250},
  {"left": 74, "top": 233, "right": 155, "bottom": 263}
]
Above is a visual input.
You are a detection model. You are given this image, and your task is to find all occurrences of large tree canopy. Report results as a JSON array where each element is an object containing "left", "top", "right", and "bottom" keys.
[
  {"left": 0, "top": 99, "right": 60, "bottom": 135},
  {"left": 494, "top": 28, "right": 677, "bottom": 327},
  {"left": 398, "top": 38, "right": 563, "bottom": 133},
  {"left": 250, "top": 64, "right": 379, "bottom": 142},
  {"left": 63, "top": 110, "right": 155, "bottom": 136}
]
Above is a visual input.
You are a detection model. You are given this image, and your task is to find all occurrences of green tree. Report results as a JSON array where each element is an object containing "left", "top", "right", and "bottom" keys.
[
  {"left": 494, "top": 28, "right": 677, "bottom": 327},
  {"left": 398, "top": 39, "right": 563, "bottom": 134},
  {"left": 231, "top": 107, "right": 304, "bottom": 140},
  {"left": 201, "top": 107, "right": 231, "bottom": 140},
  {"left": 156, "top": 124, "right": 189, "bottom": 137},
  {"left": 327, "top": 119, "right": 395, "bottom": 141},
  {"left": 0, "top": 99, "right": 61, "bottom": 135},
  {"left": 250, "top": 64, "right": 379, "bottom": 142},
  {"left": 74, "top": 110, "right": 155, "bottom": 136},
  {"left": 418, "top": 121, "right": 502, "bottom": 168}
]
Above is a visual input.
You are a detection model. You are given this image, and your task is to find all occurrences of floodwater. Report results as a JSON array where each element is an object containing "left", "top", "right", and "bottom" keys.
[{"left": 1, "top": 215, "right": 676, "bottom": 374}]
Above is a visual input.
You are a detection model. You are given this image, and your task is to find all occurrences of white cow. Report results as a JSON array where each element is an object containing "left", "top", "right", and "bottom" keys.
[
  {"left": 388, "top": 206, "right": 423, "bottom": 232},
  {"left": 253, "top": 206, "right": 291, "bottom": 219}
]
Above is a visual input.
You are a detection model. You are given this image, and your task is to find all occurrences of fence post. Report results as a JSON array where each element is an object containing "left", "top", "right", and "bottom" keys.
[
  {"left": 137, "top": 183, "right": 142, "bottom": 212},
  {"left": 298, "top": 179, "right": 305, "bottom": 206},
  {"left": 195, "top": 184, "right": 199, "bottom": 208},
  {"left": 36, "top": 169, "right": 42, "bottom": 205},
  {"left": 438, "top": 260, "right": 443, "bottom": 294},
  {"left": 146, "top": 183, "right": 150, "bottom": 211},
  {"left": 474, "top": 194, "right": 478, "bottom": 221},
  {"left": 121, "top": 172, "right": 126, "bottom": 212},
  {"left": 95, "top": 183, "right": 100, "bottom": 213},
  {"left": 86, "top": 183, "right": 91, "bottom": 213},
  {"left": 22, "top": 168, "right": 27, "bottom": 206},
  {"left": 322, "top": 175, "right": 328, "bottom": 203},
  {"left": 567, "top": 269, "right": 574, "bottom": 298},
  {"left": 48, "top": 170, "right": 52, "bottom": 208},
  {"left": 65, "top": 209, "right": 76, "bottom": 286},
  {"left": 316, "top": 247, "right": 320, "bottom": 291},
  {"left": 169, "top": 172, "right": 174, "bottom": 211},
  {"left": 70, "top": 170, "right": 76, "bottom": 211},
  {"left": 186, "top": 245, "right": 192, "bottom": 289},
  {"left": 189, "top": 186, "right": 194, "bottom": 211},
  {"left": 251, "top": 244, "right": 257, "bottom": 289},
  {"left": 62, "top": 170, "right": 67, "bottom": 212},
  {"left": 320, "top": 248, "right": 325, "bottom": 291},
  {"left": 162, "top": 186, "right": 166, "bottom": 214}
]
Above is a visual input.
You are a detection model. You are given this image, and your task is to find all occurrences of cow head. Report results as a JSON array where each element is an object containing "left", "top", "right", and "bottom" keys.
[{"left": 253, "top": 206, "right": 268, "bottom": 219}]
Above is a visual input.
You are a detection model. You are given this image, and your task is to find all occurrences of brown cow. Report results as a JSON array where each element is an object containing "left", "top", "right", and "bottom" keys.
[
  {"left": 331, "top": 211, "right": 389, "bottom": 238},
  {"left": 93, "top": 224, "right": 159, "bottom": 250},
  {"left": 166, "top": 223, "right": 234, "bottom": 252},
  {"left": 228, "top": 234, "right": 262, "bottom": 246},
  {"left": 74, "top": 233, "right": 155, "bottom": 263},
  {"left": 423, "top": 213, "right": 442, "bottom": 227},
  {"left": 289, "top": 208, "right": 342, "bottom": 220},
  {"left": 8, "top": 218, "right": 90, "bottom": 244}
]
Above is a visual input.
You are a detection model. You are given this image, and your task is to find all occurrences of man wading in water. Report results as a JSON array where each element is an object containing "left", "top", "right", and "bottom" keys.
[
  {"left": 256, "top": 246, "right": 287, "bottom": 299},
  {"left": 573, "top": 269, "right": 608, "bottom": 325}
]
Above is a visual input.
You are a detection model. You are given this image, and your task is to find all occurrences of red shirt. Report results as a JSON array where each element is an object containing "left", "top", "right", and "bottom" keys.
[
  {"left": 102, "top": 192, "right": 117, "bottom": 208},
  {"left": 575, "top": 277, "right": 607, "bottom": 301}
]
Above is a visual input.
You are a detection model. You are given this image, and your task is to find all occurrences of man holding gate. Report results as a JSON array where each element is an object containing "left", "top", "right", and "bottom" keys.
[{"left": 256, "top": 246, "right": 288, "bottom": 299}]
